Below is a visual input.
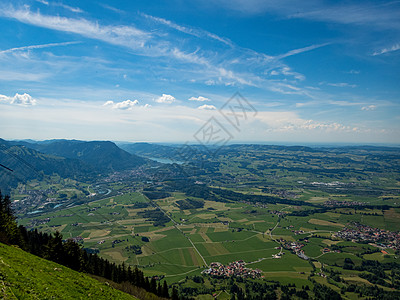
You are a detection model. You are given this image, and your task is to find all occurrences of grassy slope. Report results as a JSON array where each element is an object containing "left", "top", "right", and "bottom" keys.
[{"left": 0, "top": 243, "right": 137, "bottom": 299}]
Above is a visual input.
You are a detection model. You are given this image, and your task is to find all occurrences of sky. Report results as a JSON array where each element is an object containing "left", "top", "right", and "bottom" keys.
[{"left": 0, "top": 0, "right": 399, "bottom": 145}]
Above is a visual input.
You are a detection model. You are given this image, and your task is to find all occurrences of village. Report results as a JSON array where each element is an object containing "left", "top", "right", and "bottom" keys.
[
  {"left": 323, "top": 199, "right": 366, "bottom": 207},
  {"left": 279, "top": 239, "right": 309, "bottom": 260},
  {"left": 336, "top": 222, "right": 400, "bottom": 250},
  {"left": 202, "top": 261, "right": 262, "bottom": 279}
]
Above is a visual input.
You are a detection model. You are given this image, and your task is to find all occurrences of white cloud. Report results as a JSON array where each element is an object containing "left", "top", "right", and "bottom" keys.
[
  {"left": 0, "top": 93, "right": 37, "bottom": 106},
  {"left": 189, "top": 96, "right": 210, "bottom": 102},
  {"left": 104, "top": 99, "right": 139, "bottom": 110},
  {"left": 346, "top": 69, "right": 360, "bottom": 74},
  {"left": 373, "top": 43, "right": 400, "bottom": 56},
  {"left": 361, "top": 105, "right": 377, "bottom": 111},
  {"left": 205, "top": 79, "right": 216, "bottom": 85},
  {"left": 255, "top": 111, "right": 358, "bottom": 133},
  {"left": 155, "top": 94, "right": 176, "bottom": 104},
  {"left": 197, "top": 104, "right": 216, "bottom": 110},
  {"left": 0, "top": 94, "right": 9, "bottom": 102}
]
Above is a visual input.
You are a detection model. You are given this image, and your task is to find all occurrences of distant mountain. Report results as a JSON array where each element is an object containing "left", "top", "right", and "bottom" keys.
[
  {"left": 0, "top": 139, "right": 149, "bottom": 192},
  {"left": 9, "top": 139, "right": 147, "bottom": 172},
  {"left": 118, "top": 142, "right": 176, "bottom": 158},
  {"left": 0, "top": 139, "right": 95, "bottom": 192}
]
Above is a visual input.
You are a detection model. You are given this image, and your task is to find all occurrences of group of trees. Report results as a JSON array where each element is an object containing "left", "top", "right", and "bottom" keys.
[
  {"left": 0, "top": 192, "right": 170, "bottom": 299},
  {"left": 176, "top": 198, "right": 204, "bottom": 210},
  {"left": 138, "top": 208, "right": 170, "bottom": 227}
]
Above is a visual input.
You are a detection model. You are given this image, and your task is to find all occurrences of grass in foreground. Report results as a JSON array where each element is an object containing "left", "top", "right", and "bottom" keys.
[{"left": 0, "top": 243, "right": 137, "bottom": 299}]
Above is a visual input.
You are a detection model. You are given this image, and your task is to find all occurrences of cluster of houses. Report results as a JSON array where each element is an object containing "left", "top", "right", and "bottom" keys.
[
  {"left": 323, "top": 199, "right": 366, "bottom": 207},
  {"left": 321, "top": 248, "right": 341, "bottom": 254},
  {"left": 202, "top": 261, "right": 262, "bottom": 278},
  {"left": 27, "top": 217, "right": 51, "bottom": 227},
  {"left": 310, "top": 181, "right": 349, "bottom": 187},
  {"left": 269, "top": 210, "right": 287, "bottom": 217},
  {"left": 239, "top": 200, "right": 268, "bottom": 209},
  {"left": 336, "top": 222, "right": 400, "bottom": 250},
  {"left": 280, "top": 239, "right": 309, "bottom": 260},
  {"left": 67, "top": 236, "right": 83, "bottom": 243}
]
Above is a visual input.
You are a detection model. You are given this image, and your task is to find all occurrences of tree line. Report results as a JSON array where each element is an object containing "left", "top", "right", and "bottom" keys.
[{"left": 0, "top": 191, "right": 173, "bottom": 299}]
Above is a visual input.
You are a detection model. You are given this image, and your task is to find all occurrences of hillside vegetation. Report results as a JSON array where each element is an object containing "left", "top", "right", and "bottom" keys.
[{"left": 0, "top": 243, "right": 136, "bottom": 299}]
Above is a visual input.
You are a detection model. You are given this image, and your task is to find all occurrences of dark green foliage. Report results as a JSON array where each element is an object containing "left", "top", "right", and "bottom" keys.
[
  {"left": 138, "top": 208, "right": 170, "bottom": 227},
  {"left": 313, "top": 283, "right": 342, "bottom": 300},
  {"left": 0, "top": 192, "right": 23, "bottom": 245},
  {"left": 126, "top": 245, "right": 142, "bottom": 255},
  {"left": 133, "top": 202, "right": 150, "bottom": 209},
  {"left": 176, "top": 198, "right": 204, "bottom": 210},
  {"left": 143, "top": 190, "right": 171, "bottom": 200}
]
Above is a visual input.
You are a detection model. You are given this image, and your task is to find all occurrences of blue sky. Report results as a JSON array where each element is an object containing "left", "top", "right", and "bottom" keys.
[{"left": 0, "top": 0, "right": 399, "bottom": 144}]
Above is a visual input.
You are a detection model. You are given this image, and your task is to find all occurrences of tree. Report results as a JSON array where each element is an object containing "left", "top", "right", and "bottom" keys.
[
  {"left": 0, "top": 191, "right": 22, "bottom": 245},
  {"left": 172, "top": 286, "right": 179, "bottom": 300},
  {"left": 44, "top": 231, "right": 64, "bottom": 264},
  {"left": 162, "top": 280, "right": 169, "bottom": 298}
]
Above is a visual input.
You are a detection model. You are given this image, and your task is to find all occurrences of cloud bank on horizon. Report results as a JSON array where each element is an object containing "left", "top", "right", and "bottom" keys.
[{"left": 0, "top": 0, "right": 399, "bottom": 144}]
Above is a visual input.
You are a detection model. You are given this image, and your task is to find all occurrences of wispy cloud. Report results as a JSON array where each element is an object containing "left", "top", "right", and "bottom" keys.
[
  {"left": 35, "top": 0, "right": 83, "bottom": 13},
  {"left": 213, "top": 1, "right": 400, "bottom": 30},
  {"left": 0, "top": 41, "right": 80, "bottom": 54},
  {"left": 327, "top": 82, "right": 357, "bottom": 88},
  {"left": 141, "top": 12, "right": 233, "bottom": 46},
  {"left": 100, "top": 4, "right": 124, "bottom": 14},
  {"left": 0, "top": 6, "right": 314, "bottom": 94},
  {"left": 0, "top": 6, "right": 150, "bottom": 50},
  {"left": 0, "top": 70, "right": 48, "bottom": 81},
  {"left": 35, "top": 0, "right": 49, "bottom": 5},
  {"left": 55, "top": 3, "right": 84, "bottom": 14},
  {"left": 361, "top": 105, "right": 377, "bottom": 111},
  {"left": 276, "top": 43, "right": 330, "bottom": 59},
  {"left": 346, "top": 69, "right": 360, "bottom": 74},
  {"left": 372, "top": 43, "right": 400, "bottom": 56}
]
